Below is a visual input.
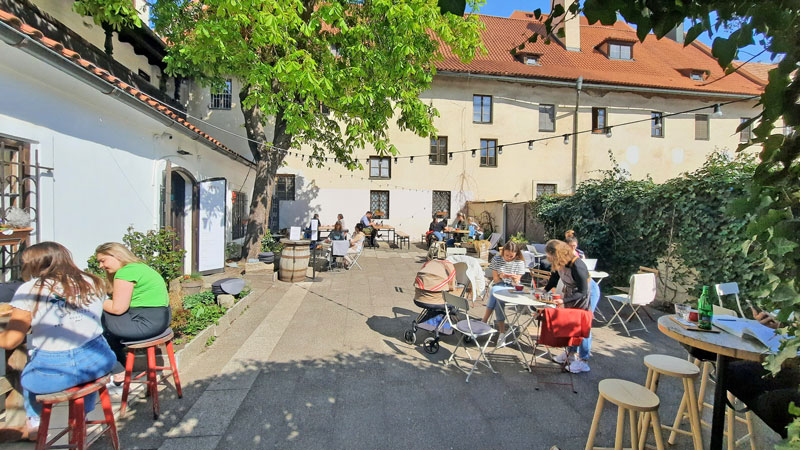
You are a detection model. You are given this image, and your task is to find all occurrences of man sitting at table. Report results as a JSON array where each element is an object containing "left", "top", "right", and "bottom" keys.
[
  {"left": 446, "top": 212, "right": 468, "bottom": 247},
  {"left": 429, "top": 216, "right": 446, "bottom": 246},
  {"left": 725, "top": 310, "right": 799, "bottom": 439},
  {"left": 360, "top": 211, "right": 379, "bottom": 248}
]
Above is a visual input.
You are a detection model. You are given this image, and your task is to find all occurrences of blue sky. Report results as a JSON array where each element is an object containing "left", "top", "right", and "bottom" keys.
[{"left": 475, "top": 0, "right": 777, "bottom": 64}]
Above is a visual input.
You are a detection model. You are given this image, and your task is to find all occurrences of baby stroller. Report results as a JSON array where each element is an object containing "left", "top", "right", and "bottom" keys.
[
  {"left": 404, "top": 256, "right": 464, "bottom": 354},
  {"left": 404, "top": 300, "right": 457, "bottom": 354}
]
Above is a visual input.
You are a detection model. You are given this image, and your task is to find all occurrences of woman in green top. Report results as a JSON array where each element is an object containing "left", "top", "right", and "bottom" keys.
[{"left": 95, "top": 242, "right": 170, "bottom": 383}]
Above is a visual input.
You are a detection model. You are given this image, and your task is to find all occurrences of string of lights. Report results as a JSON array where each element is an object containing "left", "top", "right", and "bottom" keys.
[{"left": 147, "top": 90, "right": 757, "bottom": 165}]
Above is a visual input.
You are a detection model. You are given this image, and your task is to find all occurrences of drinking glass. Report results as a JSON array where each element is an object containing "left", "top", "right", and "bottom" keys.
[{"left": 675, "top": 303, "right": 691, "bottom": 320}]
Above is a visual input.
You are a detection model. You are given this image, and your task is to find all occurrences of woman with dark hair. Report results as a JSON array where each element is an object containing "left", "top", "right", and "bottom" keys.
[
  {"left": 0, "top": 242, "right": 115, "bottom": 437},
  {"left": 564, "top": 229, "right": 585, "bottom": 259},
  {"left": 543, "top": 239, "right": 600, "bottom": 373},
  {"left": 480, "top": 240, "right": 526, "bottom": 346}
]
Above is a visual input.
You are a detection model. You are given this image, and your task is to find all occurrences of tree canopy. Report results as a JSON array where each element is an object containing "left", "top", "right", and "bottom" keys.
[{"left": 75, "top": 0, "right": 485, "bottom": 258}]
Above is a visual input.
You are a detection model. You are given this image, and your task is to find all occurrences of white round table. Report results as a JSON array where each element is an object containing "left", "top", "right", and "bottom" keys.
[{"left": 491, "top": 289, "right": 556, "bottom": 369}]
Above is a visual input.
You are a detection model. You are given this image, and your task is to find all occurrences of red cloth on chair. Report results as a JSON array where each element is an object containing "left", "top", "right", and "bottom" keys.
[{"left": 538, "top": 308, "right": 592, "bottom": 347}]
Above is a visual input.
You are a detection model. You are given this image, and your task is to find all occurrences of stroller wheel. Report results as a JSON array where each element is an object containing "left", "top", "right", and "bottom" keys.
[
  {"left": 404, "top": 330, "right": 416, "bottom": 344},
  {"left": 423, "top": 337, "right": 440, "bottom": 354}
]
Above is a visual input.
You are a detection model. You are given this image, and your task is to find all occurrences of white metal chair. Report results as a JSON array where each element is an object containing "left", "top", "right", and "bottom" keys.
[
  {"left": 605, "top": 273, "right": 657, "bottom": 336},
  {"left": 453, "top": 262, "right": 471, "bottom": 300},
  {"left": 329, "top": 240, "right": 349, "bottom": 271},
  {"left": 714, "top": 282, "right": 746, "bottom": 318},
  {"left": 443, "top": 291, "right": 497, "bottom": 382},
  {"left": 583, "top": 258, "right": 598, "bottom": 271},
  {"left": 345, "top": 242, "right": 364, "bottom": 271}
]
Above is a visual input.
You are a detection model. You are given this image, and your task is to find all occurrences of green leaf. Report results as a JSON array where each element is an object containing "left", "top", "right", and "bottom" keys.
[{"left": 711, "top": 36, "right": 737, "bottom": 69}]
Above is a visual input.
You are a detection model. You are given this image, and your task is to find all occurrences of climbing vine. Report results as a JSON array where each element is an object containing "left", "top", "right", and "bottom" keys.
[{"left": 535, "top": 152, "right": 766, "bottom": 309}]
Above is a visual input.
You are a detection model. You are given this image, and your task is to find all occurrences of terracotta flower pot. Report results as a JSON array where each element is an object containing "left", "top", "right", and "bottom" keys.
[{"left": 181, "top": 280, "right": 203, "bottom": 295}]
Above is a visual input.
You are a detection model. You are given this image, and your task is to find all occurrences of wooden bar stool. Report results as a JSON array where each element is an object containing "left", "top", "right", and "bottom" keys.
[
  {"left": 642, "top": 354, "right": 703, "bottom": 450},
  {"left": 693, "top": 358, "right": 756, "bottom": 450},
  {"left": 35, "top": 375, "right": 119, "bottom": 450},
  {"left": 585, "top": 378, "right": 665, "bottom": 450},
  {"left": 120, "top": 328, "right": 182, "bottom": 419}
]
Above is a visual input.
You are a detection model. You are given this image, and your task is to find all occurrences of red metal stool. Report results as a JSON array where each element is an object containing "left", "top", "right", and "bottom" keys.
[
  {"left": 35, "top": 375, "right": 119, "bottom": 450},
  {"left": 119, "top": 328, "right": 182, "bottom": 419}
]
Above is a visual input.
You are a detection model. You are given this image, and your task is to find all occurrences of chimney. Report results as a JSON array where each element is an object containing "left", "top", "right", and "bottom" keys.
[
  {"left": 553, "top": 0, "right": 580, "bottom": 52},
  {"left": 666, "top": 23, "right": 685, "bottom": 44}
]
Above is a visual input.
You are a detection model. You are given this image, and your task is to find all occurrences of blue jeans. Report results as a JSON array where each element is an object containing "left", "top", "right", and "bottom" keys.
[
  {"left": 432, "top": 231, "right": 445, "bottom": 241},
  {"left": 486, "top": 282, "right": 512, "bottom": 321},
  {"left": 568, "top": 280, "right": 601, "bottom": 360},
  {"left": 22, "top": 335, "right": 116, "bottom": 418}
]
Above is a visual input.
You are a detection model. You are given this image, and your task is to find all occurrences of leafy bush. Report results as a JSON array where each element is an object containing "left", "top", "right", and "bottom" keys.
[
  {"left": 172, "top": 290, "right": 226, "bottom": 340},
  {"left": 534, "top": 151, "right": 766, "bottom": 309},
  {"left": 122, "top": 226, "right": 185, "bottom": 283},
  {"left": 226, "top": 242, "right": 243, "bottom": 260},
  {"left": 509, "top": 232, "right": 528, "bottom": 245},
  {"left": 260, "top": 230, "right": 283, "bottom": 253}
]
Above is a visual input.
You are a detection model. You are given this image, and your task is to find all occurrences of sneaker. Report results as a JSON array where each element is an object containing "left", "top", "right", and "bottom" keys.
[
  {"left": 552, "top": 351, "right": 574, "bottom": 364},
  {"left": 568, "top": 359, "right": 591, "bottom": 373}
]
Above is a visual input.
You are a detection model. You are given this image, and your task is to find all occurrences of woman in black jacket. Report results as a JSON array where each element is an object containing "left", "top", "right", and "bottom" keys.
[{"left": 543, "top": 239, "right": 600, "bottom": 374}]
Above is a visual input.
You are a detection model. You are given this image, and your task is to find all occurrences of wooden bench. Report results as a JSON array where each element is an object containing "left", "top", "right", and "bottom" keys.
[{"left": 396, "top": 231, "right": 410, "bottom": 249}]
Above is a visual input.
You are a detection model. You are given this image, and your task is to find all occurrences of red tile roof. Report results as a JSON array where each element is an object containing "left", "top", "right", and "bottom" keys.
[
  {"left": 733, "top": 61, "right": 777, "bottom": 85},
  {"left": 0, "top": 8, "right": 249, "bottom": 163},
  {"left": 436, "top": 13, "right": 764, "bottom": 96}
]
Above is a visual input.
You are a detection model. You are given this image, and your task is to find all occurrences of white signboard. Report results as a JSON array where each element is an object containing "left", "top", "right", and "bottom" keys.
[
  {"left": 289, "top": 226, "right": 301, "bottom": 241},
  {"left": 198, "top": 178, "right": 227, "bottom": 273}
]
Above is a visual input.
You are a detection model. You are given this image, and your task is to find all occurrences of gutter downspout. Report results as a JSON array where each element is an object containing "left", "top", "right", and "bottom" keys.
[{"left": 572, "top": 76, "right": 583, "bottom": 193}]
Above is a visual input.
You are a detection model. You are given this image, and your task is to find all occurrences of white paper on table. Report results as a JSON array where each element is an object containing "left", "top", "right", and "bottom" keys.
[
  {"left": 712, "top": 315, "right": 785, "bottom": 352},
  {"left": 332, "top": 240, "right": 349, "bottom": 256},
  {"left": 289, "top": 226, "right": 301, "bottom": 241}
]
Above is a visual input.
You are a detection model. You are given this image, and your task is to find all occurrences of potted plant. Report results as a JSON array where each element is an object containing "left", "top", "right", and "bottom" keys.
[
  {"left": 259, "top": 230, "right": 283, "bottom": 264},
  {"left": 180, "top": 272, "right": 204, "bottom": 295},
  {"left": 0, "top": 207, "right": 33, "bottom": 247}
]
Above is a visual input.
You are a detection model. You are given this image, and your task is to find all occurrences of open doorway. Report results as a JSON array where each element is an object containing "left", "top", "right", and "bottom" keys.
[{"left": 166, "top": 164, "right": 197, "bottom": 274}]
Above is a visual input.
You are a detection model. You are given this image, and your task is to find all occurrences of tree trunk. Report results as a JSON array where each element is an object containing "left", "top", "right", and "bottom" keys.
[{"left": 240, "top": 85, "right": 291, "bottom": 260}]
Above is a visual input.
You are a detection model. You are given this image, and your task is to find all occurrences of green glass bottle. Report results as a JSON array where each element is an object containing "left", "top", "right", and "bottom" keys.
[{"left": 697, "top": 286, "right": 713, "bottom": 330}]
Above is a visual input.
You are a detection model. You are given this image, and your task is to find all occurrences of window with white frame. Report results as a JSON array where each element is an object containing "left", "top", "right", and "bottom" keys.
[
  {"left": 608, "top": 43, "right": 632, "bottom": 60},
  {"left": 369, "top": 156, "right": 391, "bottom": 179},
  {"left": 210, "top": 79, "right": 232, "bottom": 110}
]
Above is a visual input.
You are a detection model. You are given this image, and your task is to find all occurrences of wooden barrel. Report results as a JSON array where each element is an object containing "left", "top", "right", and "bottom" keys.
[{"left": 279, "top": 239, "right": 311, "bottom": 282}]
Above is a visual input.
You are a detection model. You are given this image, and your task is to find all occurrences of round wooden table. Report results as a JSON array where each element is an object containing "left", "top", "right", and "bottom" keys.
[{"left": 658, "top": 315, "right": 770, "bottom": 450}]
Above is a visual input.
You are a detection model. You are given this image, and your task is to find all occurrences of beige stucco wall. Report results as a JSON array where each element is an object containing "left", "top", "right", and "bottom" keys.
[
  {"left": 31, "top": 0, "right": 163, "bottom": 86},
  {"left": 273, "top": 75, "right": 759, "bottom": 237},
  {"left": 291, "top": 75, "right": 758, "bottom": 196},
  {"left": 184, "top": 77, "right": 258, "bottom": 160}
]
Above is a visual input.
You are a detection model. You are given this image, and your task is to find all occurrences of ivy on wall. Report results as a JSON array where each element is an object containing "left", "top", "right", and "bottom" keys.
[{"left": 534, "top": 152, "right": 766, "bottom": 310}]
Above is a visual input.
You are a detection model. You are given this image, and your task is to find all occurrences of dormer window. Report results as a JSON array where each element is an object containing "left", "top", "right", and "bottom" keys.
[
  {"left": 689, "top": 71, "right": 704, "bottom": 81},
  {"left": 608, "top": 42, "right": 632, "bottom": 60},
  {"left": 517, "top": 53, "right": 542, "bottom": 66}
]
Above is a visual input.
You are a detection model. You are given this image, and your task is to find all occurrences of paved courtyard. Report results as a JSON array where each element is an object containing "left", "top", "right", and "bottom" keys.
[{"left": 14, "top": 246, "right": 781, "bottom": 450}]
